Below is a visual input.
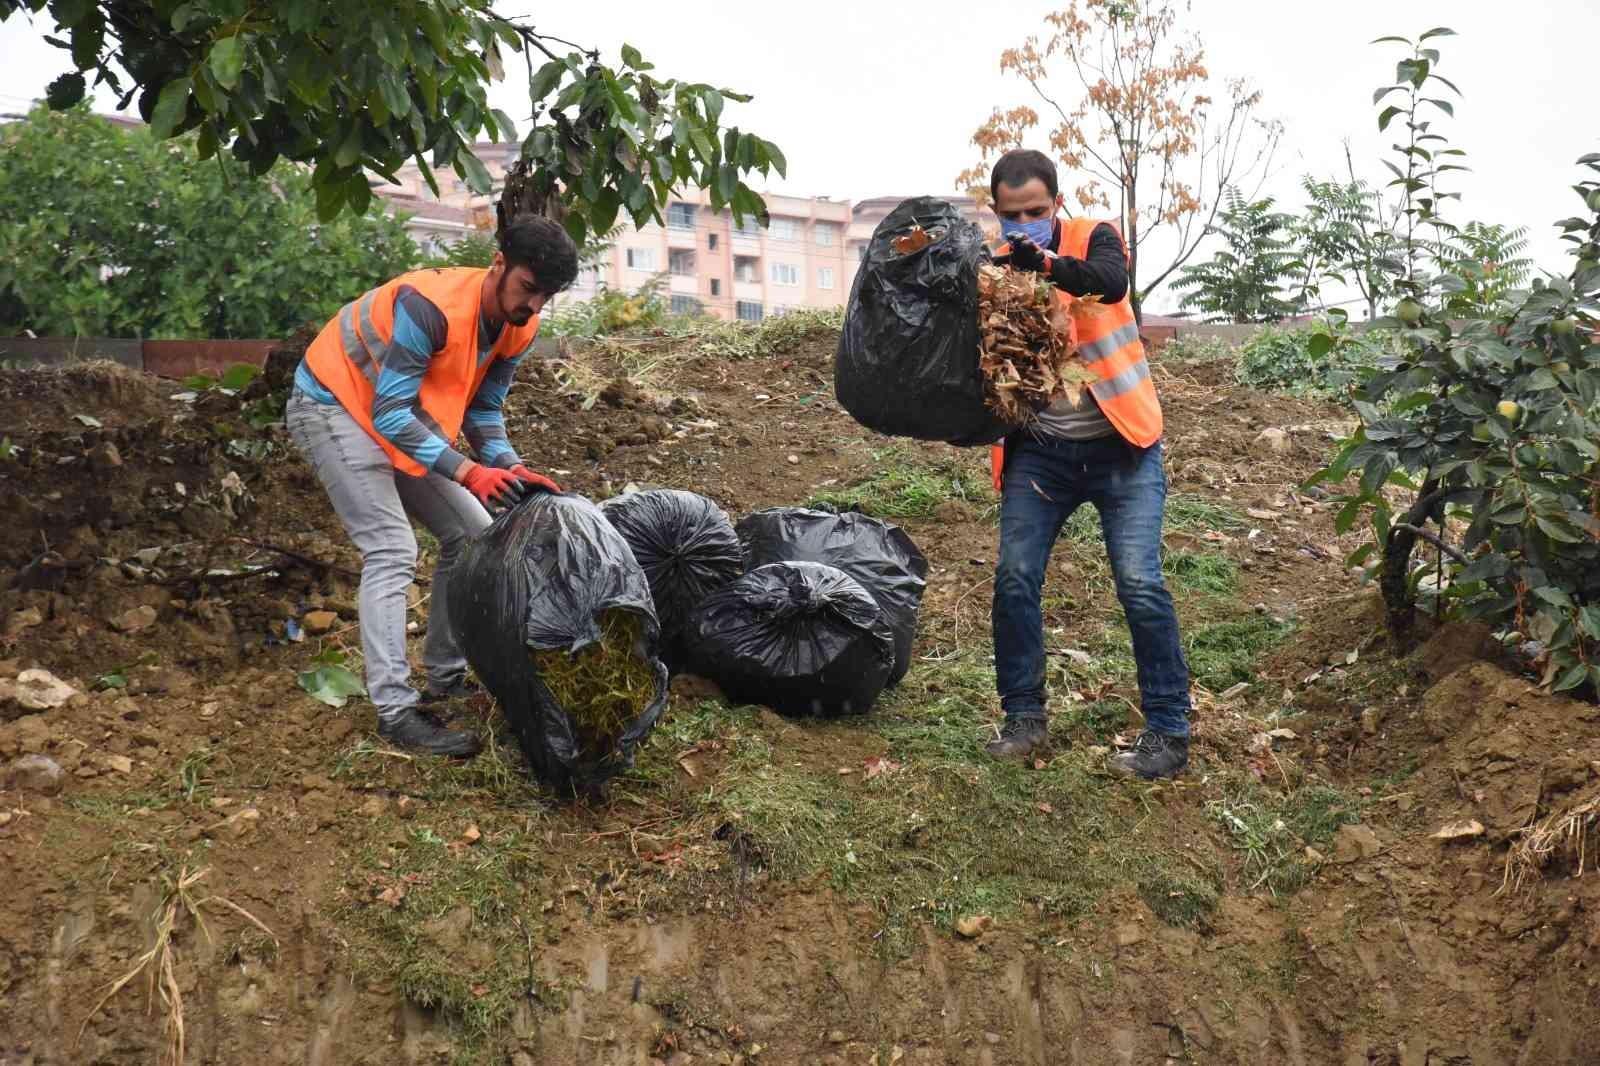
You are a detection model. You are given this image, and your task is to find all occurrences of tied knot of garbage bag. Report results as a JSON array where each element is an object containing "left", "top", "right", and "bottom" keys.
[
  {"left": 686, "top": 561, "right": 896, "bottom": 719},
  {"left": 448, "top": 492, "right": 668, "bottom": 797},
  {"left": 737, "top": 506, "right": 927, "bottom": 688}
]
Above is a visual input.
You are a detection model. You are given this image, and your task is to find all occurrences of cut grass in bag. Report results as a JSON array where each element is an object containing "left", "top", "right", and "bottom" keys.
[
  {"left": 531, "top": 609, "right": 659, "bottom": 757},
  {"left": 977, "top": 263, "right": 1100, "bottom": 426}
]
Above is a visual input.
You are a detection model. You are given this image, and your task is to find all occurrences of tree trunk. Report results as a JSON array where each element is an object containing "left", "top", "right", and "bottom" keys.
[
  {"left": 1381, "top": 478, "right": 1440, "bottom": 639},
  {"left": 1126, "top": 215, "right": 1143, "bottom": 325}
]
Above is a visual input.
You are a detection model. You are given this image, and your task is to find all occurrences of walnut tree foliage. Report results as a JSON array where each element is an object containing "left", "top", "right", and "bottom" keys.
[
  {"left": 3, "top": 0, "right": 785, "bottom": 242},
  {"left": 1307, "top": 28, "right": 1600, "bottom": 694},
  {"left": 1170, "top": 187, "right": 1301, "bottom": 323}
]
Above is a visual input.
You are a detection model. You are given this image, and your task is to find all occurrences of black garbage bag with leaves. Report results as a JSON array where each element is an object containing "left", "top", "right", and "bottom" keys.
[
  {"left": 448, "top": 493, "right": 668, "bottom": 797},
  {"left": 600, "top": 489, "right": 745, "bottom": 672},
  {"left": 835, "top": 195, "right": 1012, "bottom": 446},
  {"left": 685, "top": 561, "right": 896, "bottom": 718},
  {"left": 736, "top": 505, "right": 928, "bottom": 687}
]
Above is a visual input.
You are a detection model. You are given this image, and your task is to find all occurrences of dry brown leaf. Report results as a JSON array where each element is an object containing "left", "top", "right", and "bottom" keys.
[
  {"left": 863, "top": 756, "right": 902, "bottom": 780},
  {"left": 977, "top": 264, "right": 1097, "bottom": 426},
  {"left": 955, "top": 914, "right": 992, "bottom": 939}
]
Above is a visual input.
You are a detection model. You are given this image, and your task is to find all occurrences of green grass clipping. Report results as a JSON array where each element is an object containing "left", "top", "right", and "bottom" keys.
[{"left": 531, "top": 610, "right": 657, "bottom": 756}]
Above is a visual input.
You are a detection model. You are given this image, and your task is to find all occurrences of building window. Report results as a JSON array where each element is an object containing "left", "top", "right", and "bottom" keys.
[
  {"left": 732, "top": 214, "right": 761, "bottom": 238},
  {"left": 814, "top": 222, "right": 837, "bottom": 246},
  {"left": 669, "top": 249, "right": 696, "bottom": 276},
  {"left": 736, "top": 300, "right": 764, "bottom": 322},
  {"left": 670, "top": 294, "right": 702, "bottom": 315},
  {"left": 734, "top": 257, "right": 759, "bottom": 284},
  {"left": 769, "top": 217, "right": 799, "bottom": 241},
  {"left": 710, "top": 278, "right": 722, "bottom": 297},
  {"left": 817, "top": 267, "right": 835, "bottom": 290},
  {"left": 625, "top": 247, "right": 657, "bottom": 271},
  {"left": 708, "top": 233, "right": 719, "bottom": 250},
  {"left": 667, "top": 202, "right": 696, "bottom": 230},
  {"left": 771, "top": 262, "right": 799, "bottom": 286}
]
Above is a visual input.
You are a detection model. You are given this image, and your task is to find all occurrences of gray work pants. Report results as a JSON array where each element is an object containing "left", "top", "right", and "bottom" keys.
[{"left": 285, "top": 390, "right": 490, "bottom": 720}]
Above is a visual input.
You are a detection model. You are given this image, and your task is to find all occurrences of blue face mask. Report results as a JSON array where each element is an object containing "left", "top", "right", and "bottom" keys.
[{"left": 1004, "top": 216, "right": 1055, "bottom": 251}]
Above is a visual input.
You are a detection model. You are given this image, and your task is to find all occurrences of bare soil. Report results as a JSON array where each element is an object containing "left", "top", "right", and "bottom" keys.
[{"left": 1, "top": 333, "right": 1597, "bottom": 1066}]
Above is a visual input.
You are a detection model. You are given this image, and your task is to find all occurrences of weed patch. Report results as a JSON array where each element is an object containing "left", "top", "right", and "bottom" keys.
[
  {"left": 810, "top": 447, "right": 990, "bottom": 519},
  {"left": 1185, "top": 616, "right": 1296, "bottom": 691}
]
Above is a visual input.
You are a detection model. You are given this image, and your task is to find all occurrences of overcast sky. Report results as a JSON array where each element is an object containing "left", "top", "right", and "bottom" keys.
[{"left": 3, "top": 2, "right": 1595, "bottom": 312}]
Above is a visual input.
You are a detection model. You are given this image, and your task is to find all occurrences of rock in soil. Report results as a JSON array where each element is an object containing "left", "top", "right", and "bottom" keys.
[
  {"left": 1331, "top": 823, "right": 1380, "bottom": 863},
  {"left": 5, "top": 753, "right": 64, "bottom": 794},
  {"left": 302, "top": 610, "right": 339, "bottom": 635},
  {"left": 1, "top": 668, "right": 79, "bottom": 715}
]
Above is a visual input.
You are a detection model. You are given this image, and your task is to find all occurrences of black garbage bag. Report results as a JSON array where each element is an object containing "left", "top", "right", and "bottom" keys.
[
  {"left": 736, "top": 506, "right": 928, "bottom": 687},
  {"left": 835, "top": 196, "right": 1013, "bottom": 446},
  {"left": 448, "top": 493, "right": 669, "bottom": 797},
  {"left": 600, "top": 489, "right": 744, "bottom": 672},
  {"left": 686, "top": 561, "right": 896, "bottom": 718}
]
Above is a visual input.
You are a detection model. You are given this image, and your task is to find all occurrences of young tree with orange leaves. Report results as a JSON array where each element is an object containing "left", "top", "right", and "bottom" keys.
[{"left": 957, "top": 0, "right": 1280, "bottom": 321}]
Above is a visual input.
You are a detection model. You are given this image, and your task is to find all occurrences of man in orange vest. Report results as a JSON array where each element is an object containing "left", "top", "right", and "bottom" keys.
[
  {"left": 984, "top": 149, "right": 1192, "bottom": 779},
  {"left": 285, "top": 217, "right": 578, "bottom": 757}
]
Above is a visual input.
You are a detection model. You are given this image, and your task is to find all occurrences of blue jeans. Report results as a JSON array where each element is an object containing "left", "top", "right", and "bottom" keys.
[{"left": 992, "top": 434, "right": 1191, "bottom": 737}]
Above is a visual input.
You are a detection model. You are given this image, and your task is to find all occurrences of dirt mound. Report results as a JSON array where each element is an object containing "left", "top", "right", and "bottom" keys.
[{"left": 1, "top": 343, "right": 1597, "bottom": 1065}]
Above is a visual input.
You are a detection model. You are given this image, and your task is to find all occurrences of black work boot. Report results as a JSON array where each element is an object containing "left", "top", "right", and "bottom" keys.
[
  {"left": 984, "top": 715, "right": 1050, "bottom": 760},
  {"left": 1109, "top": 729, "right": 1188, "bottom": 780},
  {"left": 379, "top": 708, "right": 482, "bottom": 758},
  {"left": 418, "top": 675, "right": 480, "bottom": 707}
]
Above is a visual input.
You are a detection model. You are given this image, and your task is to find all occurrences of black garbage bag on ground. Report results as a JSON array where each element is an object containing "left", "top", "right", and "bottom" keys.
[
  {"left": 686, "top": 561, "right": 896, "bottom": 718},
  {"left": 835, "top": 196, "right": 1013, "bottom": 446},
  {"left": 448, "top": 493, "right": 669, "bottom": 797},
  {"left": 600, "top": 489, "right": 744, "bottom": 672},
  {"left": 736, "top": 506, "right": 928, "bottom": 687}
]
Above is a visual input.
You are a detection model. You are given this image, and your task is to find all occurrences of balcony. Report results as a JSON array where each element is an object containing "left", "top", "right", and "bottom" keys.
[
  {"left": 734, "top": 280, "right": 763, "bottom": 302},
  {"left": 731, "top": 232, "right": 761, "bottom": 255},
  {"left": 669, "top": 273, "right": 700, "bottom": 296},
  {"left": 666, "top": 225, "right": 698, "bottom": 250}
]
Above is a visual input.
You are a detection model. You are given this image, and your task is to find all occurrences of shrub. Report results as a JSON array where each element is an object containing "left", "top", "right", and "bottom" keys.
[{"left": 1236, "top": 324, "right": 1394, "bottom": 397}]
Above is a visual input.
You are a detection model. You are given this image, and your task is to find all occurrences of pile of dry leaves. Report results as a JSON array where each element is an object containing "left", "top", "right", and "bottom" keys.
[{"left": 977, "top": 263, "right": 1098, "bottom": 426}]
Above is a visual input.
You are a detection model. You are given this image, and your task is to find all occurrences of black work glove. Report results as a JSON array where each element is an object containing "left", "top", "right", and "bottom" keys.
[{"left": 1005, "top": 235, "right": 1050, "bottom": 274}]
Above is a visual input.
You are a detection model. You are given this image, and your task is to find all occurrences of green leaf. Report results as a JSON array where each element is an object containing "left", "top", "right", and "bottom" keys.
[
  {"left": 1306, "top": 332, "right": 1335, "bottom": 359},
  {"left": 703, "top": 88, "right": 724, "bottom": 126},
  {"left": 490, "top": 109, "right": 518, "bottom": 142},
  {"left": 333, "top": 123, "right": 364, "bottom": 168},
  {"left": 1396, "top": 58, "right": 1428, "bottom": 87},
  {"left": 621, "top": 43, "right": 643, "bottom": 69},
  {"left": 1536, "top": 516, "right": 1585, "bottom": 543},
  {"left": 379, "top": 73, "right": 411, "bottom": 121},
  {"left": 149, "top": 77, "right": 193, "bottom": 139},
  {"left": 1578, "top": 606, "right": 1600, "bottom": 641},
  {"left": 1424, "top": 97, "right": 1454, "bottom": 117},
  {"left": 219, "top": 364, "right": 260, "bottom": 390},
  {"left": 1418, "top": 26, "right": 1457, "bottom": 41},
  {"left": 1377, "top": 105, "right": 1403, "bottom": 132},
  {"left": 459, "top": 148, "right": 493, "bottom": 194},
  {"left": 1552, "top": 664, "right": 1589, "bottom": 693},
  {"left": 297, "top": 664, "right": 366, "bottom": 708},
  {"left": 45, "top": 71, "right": 86, "bottom": 110},
  {"left": 208, "top": 35, "right": 246, "bottom": 91},
  {"left": 1335, "top": 497, "right": 1364, "bottom": 534},
  {"left": 529, "top": 59, "right": 566, "bottom": 103}
]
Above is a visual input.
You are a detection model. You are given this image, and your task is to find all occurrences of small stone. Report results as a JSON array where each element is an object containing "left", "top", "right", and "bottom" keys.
[
  {"left": 1304, "top": 846, "right": 1325, "bottom": 863},
  {"left": 396, "top": 795, "right": 417, "bottom": 820},
  {"left": 4, "top": 607, "right": 43, "bottom": 637},
  {"left": 217, "top": 806, "right": 261, "bottom": 839},
  {"left": 1254, "top": 427, "right": 1291, "bottom": 454},
  {"left": 3, "top": 669, "right": 79, "bottom": 712},
  {"left": 0, "top": 811, "right": 13, "bottom": 827},
  {"left": 89, "top": 442, "right": 123, "bottom": 472},
  {"left": 7, "top": 754, "right": 64, "bottom": 794},
  {"left": 103, "top": 754, "right": 134, "bottom": 774},
  {"left": 1431, "top": 819, "right": 1485, "bottom": 842},
  {"left": 302, "top": 610, "right": 338, "bottom": 635},
  {"left": 984, "top": 1032, "right": 1002, "bottom": 1046},
  {"left": 132, "top": 548, "right": 162, "bottom": 567},
  {"left": 1115, "top": 923, "right": 1144, "bottom": 947},
  {"left": 828, "top": 1030, "right": 847, "bottom": 1044},
  {"left": 300, "top": 772, "right": 335, "bottom": 793},
  {"left": 786, "top": 454, "right": 800, "bottom": 465},
  {"left": 1332, "top": 823, "right": 1380, "bottom": 863},
  {"left": 1360, "top": 707, "right": 1383, "bottom": 736},
  {"left": 110, "top": 605, "right": 158, "bottom": 634},
  {"left": 359, "top": 795, "right": 387, "bottom": 818}
]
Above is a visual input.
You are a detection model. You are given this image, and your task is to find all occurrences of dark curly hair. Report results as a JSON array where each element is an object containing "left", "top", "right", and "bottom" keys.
[
  {"left": 498, "top": 216, "right": 579, "bottom": 294},
  {"left": 989, "top": 148, "right": 1059, "bottom": 202}
]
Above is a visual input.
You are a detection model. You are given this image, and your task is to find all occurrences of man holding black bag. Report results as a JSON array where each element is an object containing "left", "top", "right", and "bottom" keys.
[
  {"left": 983, "top": 149, "right": 1193, "bottom": 780},
  {"left": 286, "top": 217, "right": 578, "bottom": 757}
]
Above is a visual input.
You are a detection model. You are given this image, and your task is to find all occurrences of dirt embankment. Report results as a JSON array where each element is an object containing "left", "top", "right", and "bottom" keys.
[{"left": 1, "top": 336, "right": 1597, "bottom": 1065}]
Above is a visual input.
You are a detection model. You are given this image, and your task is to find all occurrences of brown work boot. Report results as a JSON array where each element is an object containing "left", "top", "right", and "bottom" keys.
[{"left": 984, "top": 715, "right": 1050, "bottom": 760}]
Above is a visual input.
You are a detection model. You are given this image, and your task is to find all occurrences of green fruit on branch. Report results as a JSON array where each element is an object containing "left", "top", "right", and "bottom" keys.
[
  {"left": 1551, "top": 318, "right": 1578, "bottom": 337},
  {"left": 1395, "top": 299, "right": 1424, "bottom": 325},
  {"left": 1496, "top": 400, "right": 1521, "bottom": 421}
]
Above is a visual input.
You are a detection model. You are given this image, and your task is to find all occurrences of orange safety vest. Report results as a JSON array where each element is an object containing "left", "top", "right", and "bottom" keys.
[
  {"left": 304, "top": 267, "right": 540, "bottom": 477},
  {"left": 988, "top": 218, "right": 1162, "bottom": 492}
]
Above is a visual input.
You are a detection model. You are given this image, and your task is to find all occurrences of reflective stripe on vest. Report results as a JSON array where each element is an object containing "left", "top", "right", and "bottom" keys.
[
  {"left": 304, "top": 267, "right": 540, "bottom": 476},
  {"left": 989, "top": 217, "right": 1163, "bottom": 493}
]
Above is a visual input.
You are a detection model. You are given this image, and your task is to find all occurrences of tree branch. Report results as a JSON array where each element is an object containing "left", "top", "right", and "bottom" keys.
[{"left": 1393, "top": 523, "right": 1470, "bottom": 565}]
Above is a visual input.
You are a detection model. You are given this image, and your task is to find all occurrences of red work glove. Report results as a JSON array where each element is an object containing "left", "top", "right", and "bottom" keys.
[
  {"left": 457, "top": 462, "right": 524, "bottom": 508},
  {"left": 508, "top": 464, "right": 561, "bottom": 495}
]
